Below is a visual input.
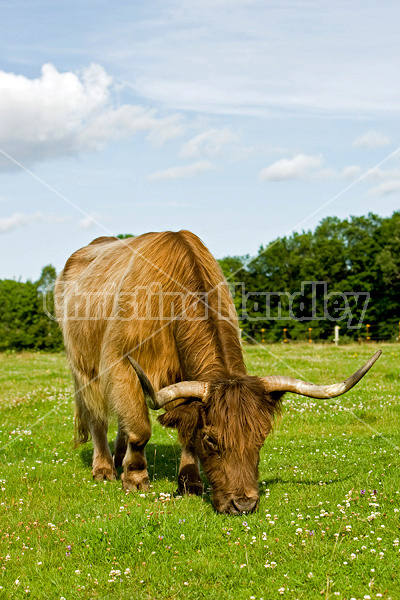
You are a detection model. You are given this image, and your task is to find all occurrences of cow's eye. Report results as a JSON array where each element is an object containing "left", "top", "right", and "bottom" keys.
[{"left": 203, "top": 434, "right": 219, "bottom": 451}]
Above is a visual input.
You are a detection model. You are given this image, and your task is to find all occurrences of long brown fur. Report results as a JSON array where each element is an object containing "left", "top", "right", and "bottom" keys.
[
  {"left": 204, "top": 377, "right": 283, "bottom": 454},
  {"left": 55, "top": 230, "right": 252, "bottom": 496},
  {"left": 158, "top": 378, "right": 283, "bottom": 512}
]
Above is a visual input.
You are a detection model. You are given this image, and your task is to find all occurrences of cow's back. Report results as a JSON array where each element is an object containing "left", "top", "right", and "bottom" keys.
[{"left": 56, "top": 231, "right": 245, "bottom": 397}]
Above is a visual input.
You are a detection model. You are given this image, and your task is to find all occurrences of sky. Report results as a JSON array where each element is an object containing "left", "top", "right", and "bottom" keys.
[{"left": 1, "top": 0, "right": 399, "bottom": 280}]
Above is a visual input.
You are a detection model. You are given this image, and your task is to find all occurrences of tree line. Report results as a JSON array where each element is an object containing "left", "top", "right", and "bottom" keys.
[
  {"left": 0, "top": 212, "right": 399, "bottom": 351},
  {"left": 219, "top": 211, "right": 400, "bottom": 343},
  {"left": 0, "top": 265, "right": 63, "bottom": 351}
]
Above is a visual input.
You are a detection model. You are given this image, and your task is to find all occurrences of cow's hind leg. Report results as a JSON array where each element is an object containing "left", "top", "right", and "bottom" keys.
[
  {"left": 113, "top": 419, "right": 128, "bottom": 470},
  {"left": 178, "top": 446, "right": 204, "bottom": 495},
  {"left": 90, "top": 417, "right": 116, "bottom": 481},
  {"left": 74, "top": 379, "right": 116, "bottom": 481}
]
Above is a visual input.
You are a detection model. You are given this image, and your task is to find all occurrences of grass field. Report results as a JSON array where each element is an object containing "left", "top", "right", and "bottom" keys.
[{"left": 0, "top": 343, "right": 399, "bottom": 599}]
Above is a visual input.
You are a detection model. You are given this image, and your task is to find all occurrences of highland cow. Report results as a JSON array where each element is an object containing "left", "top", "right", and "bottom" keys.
[{"left": 55, "top": 230, "right": 380, "bottom": 514}]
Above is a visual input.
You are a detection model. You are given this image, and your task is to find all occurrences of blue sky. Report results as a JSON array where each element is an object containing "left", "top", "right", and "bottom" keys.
[{"left": 1, "top": 0, "right": 399, "bottom": 280}]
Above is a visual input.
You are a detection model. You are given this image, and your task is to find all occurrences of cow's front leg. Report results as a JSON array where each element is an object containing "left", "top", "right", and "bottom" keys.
[
  {"left": 178, "top": 446, "right": 204, "bottom": 495},
  {"left": 121, "top": 433, "right": 151, "bottom": 491},
  {"left": 103, "top": 356, "right": 151, "bottom": 490}
]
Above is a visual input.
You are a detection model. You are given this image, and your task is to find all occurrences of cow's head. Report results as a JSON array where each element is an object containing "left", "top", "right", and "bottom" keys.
[
  {"left": 128, "top": 351, "right": 381, "bottom": 514},
  {"left": 157, "top": 377, "right": 282, "bottom": 514}
]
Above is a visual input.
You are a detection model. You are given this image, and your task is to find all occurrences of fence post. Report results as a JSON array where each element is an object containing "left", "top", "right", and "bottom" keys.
[{"left": 334, "top": 325, "right": 340, "bottom": 346}]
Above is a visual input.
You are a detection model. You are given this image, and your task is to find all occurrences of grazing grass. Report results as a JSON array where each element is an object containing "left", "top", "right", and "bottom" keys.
[{"left": 0, "top": 344, "right": 399, "bottom": 599}]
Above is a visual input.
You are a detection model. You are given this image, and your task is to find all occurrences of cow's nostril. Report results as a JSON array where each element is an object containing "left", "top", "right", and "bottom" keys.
[{"left": 231, "top": 497, "right": 258, "bottom": 514}]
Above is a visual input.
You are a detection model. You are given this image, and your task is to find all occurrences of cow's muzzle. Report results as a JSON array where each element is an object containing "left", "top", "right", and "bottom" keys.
[{"left": 218, "top": 495, "right": 259, "bottom": 515}]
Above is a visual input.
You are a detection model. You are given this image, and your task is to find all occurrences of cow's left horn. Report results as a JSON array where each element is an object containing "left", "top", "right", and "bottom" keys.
[
  {"left": 260, "top": 350, "right": 381, "bottom": 398},
  {"left": 127, "top": 356, "right": 207, "bottom": 409}
]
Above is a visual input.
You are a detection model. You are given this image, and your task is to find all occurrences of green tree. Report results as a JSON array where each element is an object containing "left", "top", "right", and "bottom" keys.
[
  {"left": 35, "top": 265, "right": 64, "bottom": 351},
  {"left": 35, "top": 264, "right": 57, "bottom": 294},
  {"left": 0, "top": 280, "right": 39, "bottom": 350}
]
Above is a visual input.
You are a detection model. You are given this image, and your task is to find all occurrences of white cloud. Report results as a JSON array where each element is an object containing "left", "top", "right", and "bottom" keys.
[
  {"left": 0, "top": 213, "right": 37, "bottom": 233},
  {"left": 78, "top": 214, "right": 101, "bottom": 229},
  {"left": 180, "top": 128, "right": 238, "bottom": 159},
  {"left": 0, "top": 212, "right": 70, "bottom": 233},
  {"left": 0, "top": 63, "right": 186, "bottom": 170},
  {"left": 369, "top": 180, "right": 400, "bottom": 196},
  {"left": 259, "top": 154, "right": 323, "bottom": 181},
  {"left": 368, "top": 166, "right": 400, "bottom": 180},
  {"left": 147, "top": 160, "right": 215, "bottom": 181},
  {"left": 353, "top": 130, "right": 391, "bottom": 149},
  {"left": 341, "top": 165, "right": 363, "bottom": 179}
]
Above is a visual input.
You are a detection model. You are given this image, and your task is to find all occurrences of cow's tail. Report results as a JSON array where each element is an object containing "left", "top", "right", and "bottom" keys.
[{"left": 74, "top": 400, "right": 90, "bottom": 447}]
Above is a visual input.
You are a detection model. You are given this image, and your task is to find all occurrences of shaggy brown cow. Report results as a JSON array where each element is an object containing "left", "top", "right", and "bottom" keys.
[{"left": 55, "top": 230, "right": 381, "bottom": 514}]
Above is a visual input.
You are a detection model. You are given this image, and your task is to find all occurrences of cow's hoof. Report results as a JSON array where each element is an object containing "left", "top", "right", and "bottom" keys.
[
  {"left": 121, "top": 470, "right": 150, "bottom": 492},
  {"left": 178, "top": 465, "right": 204, "bottom": 495},
  {"left": 178, "top": 478, "right": 204, "bottom": 496},
  {"left": 93, "top": 466, "right": 117, "bottom": 482}
]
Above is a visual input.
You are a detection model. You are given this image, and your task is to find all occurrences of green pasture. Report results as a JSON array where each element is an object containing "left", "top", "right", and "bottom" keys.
[{"left": 0, "top": 344, "right": 399, "bottom": 599}]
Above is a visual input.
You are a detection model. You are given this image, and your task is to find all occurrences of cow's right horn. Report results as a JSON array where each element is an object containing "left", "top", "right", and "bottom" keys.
[
  {"left": 260, "top": 350, "right": 381, "bottom": 398},
  {"left": 127, "top": 356, "right": 207, "bottom": 409}
]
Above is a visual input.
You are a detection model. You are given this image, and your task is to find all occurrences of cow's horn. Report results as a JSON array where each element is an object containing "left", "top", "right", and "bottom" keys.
[
  {"left": 127, "top": 356, "right": 207, "bottom": 409},
  {"left": 260, "top": 350, "right": 381, "bottom": 398}
]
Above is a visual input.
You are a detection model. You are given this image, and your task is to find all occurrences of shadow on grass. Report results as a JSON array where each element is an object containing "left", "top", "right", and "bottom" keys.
[
  {"left": 78, "top": 440, "right": 214, "bottom": 507},
  {"left": 79, "top": 442, "right": 181, "bottom": 480}
]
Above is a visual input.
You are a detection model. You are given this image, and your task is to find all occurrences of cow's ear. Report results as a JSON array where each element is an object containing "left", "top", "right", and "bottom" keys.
[{"left": 158, "top": 403, "right": 200, "bottom": 444}]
